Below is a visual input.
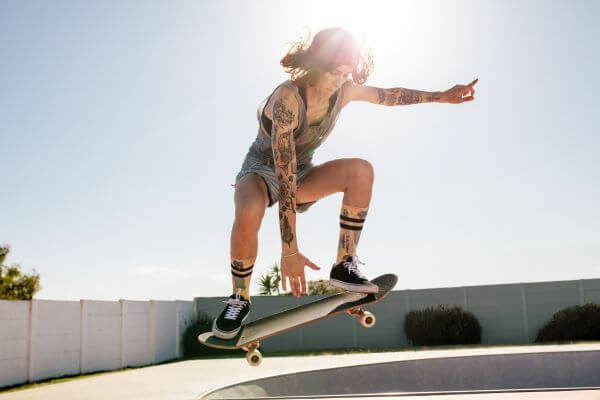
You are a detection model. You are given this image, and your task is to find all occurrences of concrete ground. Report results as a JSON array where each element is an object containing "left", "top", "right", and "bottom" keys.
[{"left": 1, "top": 343, "right": 600, "bottom": 400}]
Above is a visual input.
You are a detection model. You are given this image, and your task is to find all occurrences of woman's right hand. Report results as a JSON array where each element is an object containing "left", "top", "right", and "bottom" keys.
[{"left": 280, "top": 251, "right": 320, "bottom": 298}]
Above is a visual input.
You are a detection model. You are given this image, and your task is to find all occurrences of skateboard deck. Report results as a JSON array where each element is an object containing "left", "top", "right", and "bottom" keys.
[{"left": 198, "top": 273, "right": 397, "bottom": 365}]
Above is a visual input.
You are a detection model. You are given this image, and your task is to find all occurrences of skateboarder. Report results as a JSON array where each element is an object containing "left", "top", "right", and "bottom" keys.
[{"left": 213, "top": 27, "right": 478, "bottom": 339}]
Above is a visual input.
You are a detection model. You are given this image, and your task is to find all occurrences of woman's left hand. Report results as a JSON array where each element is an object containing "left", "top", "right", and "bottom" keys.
[{"left": 440, "top": 78, "right": 478, "bottom": 104}]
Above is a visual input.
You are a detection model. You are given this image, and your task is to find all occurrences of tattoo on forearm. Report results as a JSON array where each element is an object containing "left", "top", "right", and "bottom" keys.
[
  {"left": 281, "top": 215, "right": 294, "bottom": 246},
  {"left": 278, "top": 173, "right": 296, "bottom": 214},
  {"left": 271, "top": 97, "right": 298, "bottom": 248},
  {"left": 377, "top": 88, "right": 440, "bottom": 106},
  {"left": 377, "top": 88, "right": 386, "bottom": 104},
  {"left": 276, "top": 130, "right": 293, "bottom": 171}
]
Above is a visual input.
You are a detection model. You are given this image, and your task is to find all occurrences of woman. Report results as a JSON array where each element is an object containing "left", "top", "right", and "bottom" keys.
[{"left": 213, "top": 27, "right": 478, "bottom": 339}]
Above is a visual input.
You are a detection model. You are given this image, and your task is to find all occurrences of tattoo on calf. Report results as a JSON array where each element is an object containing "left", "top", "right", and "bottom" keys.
[
  {"left": 336, "top": 205, "right": 369, "bottom": 263},
  {"left": 342, "top": 233, "right": 351, "bottom": 253}
]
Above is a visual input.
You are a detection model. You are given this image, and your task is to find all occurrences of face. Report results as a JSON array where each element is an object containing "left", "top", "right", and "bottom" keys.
[{"left": 317, "top": 65, "right": 353, "bottom": 93}]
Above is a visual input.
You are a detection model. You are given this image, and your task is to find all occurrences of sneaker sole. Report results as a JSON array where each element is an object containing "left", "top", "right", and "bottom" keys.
[
  {"left": 329, "top": 279, "right": 379, "bottom": 293},
  {"left": 211, "top": 312, "right": 250, "bottom": 340}
]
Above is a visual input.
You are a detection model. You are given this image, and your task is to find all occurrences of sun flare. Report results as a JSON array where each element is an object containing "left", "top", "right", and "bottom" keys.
[{"left": 301, "top": 0, "right": 438, "bottom": 68}]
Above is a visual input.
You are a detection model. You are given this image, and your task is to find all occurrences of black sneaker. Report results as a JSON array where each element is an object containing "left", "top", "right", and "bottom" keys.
[
  {"left": 212, "top": 292, "right": 251, "bottom": 339},
  {"left": 329, "top": 255, "right": 379, "bottom": 293}
]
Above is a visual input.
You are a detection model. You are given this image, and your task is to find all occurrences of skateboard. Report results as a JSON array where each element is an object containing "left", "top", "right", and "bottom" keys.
[{"left": 198, "top": 273, "right": 398, "bottom": 366}]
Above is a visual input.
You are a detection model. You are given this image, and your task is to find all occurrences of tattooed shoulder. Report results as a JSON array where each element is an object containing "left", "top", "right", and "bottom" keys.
[
  {"left": 273, "top": 99, "right": 295, "bottom": 128},
  {"left": 268, "top": 87, "right": 298, "bottom": 129}
]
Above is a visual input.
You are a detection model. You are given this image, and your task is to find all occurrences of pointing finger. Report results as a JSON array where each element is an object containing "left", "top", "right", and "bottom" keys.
[{"left": 468, "top": 78, "right": 478, "bottom": 87}]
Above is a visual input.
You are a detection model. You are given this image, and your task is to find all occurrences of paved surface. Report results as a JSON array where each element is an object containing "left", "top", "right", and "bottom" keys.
[
  {"left": 1, "top": 344, "right": 599, "bottom": 400},
  {"left": 336, "top": 392, "right": 600, "bottom": 399}
]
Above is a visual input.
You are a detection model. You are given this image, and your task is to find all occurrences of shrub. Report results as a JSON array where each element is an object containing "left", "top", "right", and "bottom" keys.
[
  {"left": 535, "top": 303, "right": 600, "bottom": 343},
  {"left": 404, "top": 305, "right": 481, "bottom": 346},
  {"left": 308, "top": 279, "right": 345, "bottom": 295},
  {"left": 181, "top": 311, "right": 230, "bottom": 357}
]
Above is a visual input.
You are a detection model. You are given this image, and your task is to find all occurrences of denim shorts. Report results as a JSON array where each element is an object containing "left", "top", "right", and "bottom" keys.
[{"left": 234, "top": 155, "right": 317, "bottom": 213}]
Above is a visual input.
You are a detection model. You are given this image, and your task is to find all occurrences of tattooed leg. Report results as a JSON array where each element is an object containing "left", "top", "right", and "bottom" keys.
[
  {"left": 336, "top": 204, "right": 369, "bottom": 263},
  {"left": 230, "top": 256, "right": 255, "bottom": 299}
]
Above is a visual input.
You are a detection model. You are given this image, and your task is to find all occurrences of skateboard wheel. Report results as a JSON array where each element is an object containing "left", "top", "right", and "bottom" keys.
[
  {"left": 246, "top": 349, "right": 262, "bottom": 366},
  {"left": 359, "top": 311, "right": 376, "bottom": 328}
]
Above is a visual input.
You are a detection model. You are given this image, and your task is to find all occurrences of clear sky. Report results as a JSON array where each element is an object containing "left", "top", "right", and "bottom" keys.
[{"left": 1, "top": 0, "right": 599, "bottom": 301}]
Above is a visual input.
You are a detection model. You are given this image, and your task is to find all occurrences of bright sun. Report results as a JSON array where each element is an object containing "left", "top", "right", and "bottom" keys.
[{"left": 302, "top": 0, "right": 438, "bottom": 67}]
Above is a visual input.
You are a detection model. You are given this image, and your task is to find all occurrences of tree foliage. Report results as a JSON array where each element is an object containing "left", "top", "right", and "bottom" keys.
[
  {"left": 0, "top": 245, "right": 42, "bottom": 300},
  {"left": 256, "top": 262, "right": 342, "bottom": 296},
  {"left": 307, "top": 279, "right": 345, "bottom": 295},
  {"left": 257, "top": 263, "right": 282, "bottom": 295}
]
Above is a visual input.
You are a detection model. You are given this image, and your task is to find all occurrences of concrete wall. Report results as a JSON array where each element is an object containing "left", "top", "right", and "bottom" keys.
[
  {"left": 0, "top": 299, "right": 195, "bottom": 389},
  {"left": 196, "top": 278, "right": 600, "bottom": 352},
  {"left": 1, "top": 277, "right": 598, "bottom": 388},
  {"left": 0, "top": 300, "right": 29, "bottom": 389}
]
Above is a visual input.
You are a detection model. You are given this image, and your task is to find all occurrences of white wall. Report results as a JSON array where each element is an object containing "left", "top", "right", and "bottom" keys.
[
  {"left": 0, "top": 299, "right": 194, "bottom": 389},
  {"left": 195, "top": 278, "right": 600, "bottom": 352},
  {"left": 82, "top": 300, "right": 121, "bottom": 374},
  {"left": 0, "top": 300, "right": 29, "bottom": 388},
  {"left": 2, "top": 277, "right": 599, "bottom": 389},
  {"left": 30, "top": 300, "right": 80, "bottom": 382}
]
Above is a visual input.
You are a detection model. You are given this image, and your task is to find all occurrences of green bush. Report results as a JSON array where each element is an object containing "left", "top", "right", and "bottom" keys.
[
  {"left": 535, "top": 303, "right": 600, "bottom": 343},
  {"left": 308, "top": 279, "right": 345, "bottom": 295},
  {"left": 181, "top": 311, "right": 231, "bottom": 358},
  {"left": 404, "top": 305, "right": 481, "bottom": 346}
]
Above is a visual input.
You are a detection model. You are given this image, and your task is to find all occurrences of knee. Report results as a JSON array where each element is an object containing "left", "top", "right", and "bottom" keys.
[
  {"left": 235, "top": 201, "right": 266, "bottom": 229},
  {"left": 348, "top": 158, "right": 375, "bottom": 185}
]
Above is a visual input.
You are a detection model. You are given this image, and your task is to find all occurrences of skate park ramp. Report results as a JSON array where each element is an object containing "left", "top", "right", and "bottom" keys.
[{"left": 201, "top": 349, "right": 600, "bottom": 399}]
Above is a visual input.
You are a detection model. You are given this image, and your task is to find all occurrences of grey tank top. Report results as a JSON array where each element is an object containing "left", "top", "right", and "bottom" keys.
[{"left": 245, "top": 80, "right": 349, "bottom": 168}]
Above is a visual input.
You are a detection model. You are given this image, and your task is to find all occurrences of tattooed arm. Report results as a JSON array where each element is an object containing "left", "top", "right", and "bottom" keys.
[
  {"left": 268, "top": 88, "right": 300, "bottom": 254},
  {"left": 342, "top": 82, "right": 442, "bottom": 107},
  {"left": 341, "top": 78, "right": 478, "bottom": 107}
]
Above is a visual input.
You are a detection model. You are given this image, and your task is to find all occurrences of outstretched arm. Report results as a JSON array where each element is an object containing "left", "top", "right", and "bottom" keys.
[{"left": 343, "top": 78, "right": 478, "bottom": 106}]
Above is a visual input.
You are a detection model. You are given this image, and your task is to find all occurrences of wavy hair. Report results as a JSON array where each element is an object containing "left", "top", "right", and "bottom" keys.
[{"left": 280, "top": 27, "right": 374, "bottom": 87}]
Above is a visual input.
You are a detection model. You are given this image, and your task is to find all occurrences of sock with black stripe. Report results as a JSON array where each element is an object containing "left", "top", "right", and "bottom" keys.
[
  {"left": 336, "top": 204, "right": 369, "bottom": 264},
  {"left": 230, "top": 257, "right": 254, "bottom": 300}
]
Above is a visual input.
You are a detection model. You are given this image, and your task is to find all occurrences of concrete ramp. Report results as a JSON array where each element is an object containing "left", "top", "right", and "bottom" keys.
[{"left": 201, "top": 350, "right": 600, "bottom": 399}]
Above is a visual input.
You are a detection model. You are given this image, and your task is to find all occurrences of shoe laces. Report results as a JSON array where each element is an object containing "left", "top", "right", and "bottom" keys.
[
  {"left": 222, "top": 291, "right": 248, "bottom": 320},
  {"left": 342, "top": 255, "right": 367, "bottom": 279}
]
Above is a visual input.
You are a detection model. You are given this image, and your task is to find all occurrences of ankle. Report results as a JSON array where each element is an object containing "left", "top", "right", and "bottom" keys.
[
  {"left": 231, "top": 256, "right": 254, "bottom": 301},
  {"left": 335, "top": 253, "right": 354, "bottom": 264}
]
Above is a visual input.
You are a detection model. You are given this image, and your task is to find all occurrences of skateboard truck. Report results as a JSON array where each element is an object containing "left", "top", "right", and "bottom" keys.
[
  {"left": 241, "top": 341, "right": 262, "bottom": 366},
  {"left": 347, "top": 307, "right": 376, "bottom": 328}
]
